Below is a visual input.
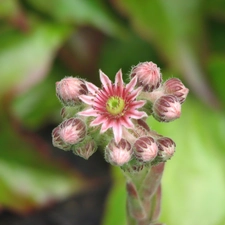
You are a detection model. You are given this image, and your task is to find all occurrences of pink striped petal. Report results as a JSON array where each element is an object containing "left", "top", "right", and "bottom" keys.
[
  {"left": 115, "top": 69, "right": 123, "bottom": 86},
  {"left": 112, "top": 121, "right": 123, "bottom": 144},
  {"left": 126, "top": 110, "right": 148, "bottom": 119},
  {"left": 120, "top": 117, "right": 134, "bottom": 129},
  {"left": 78, "top": 108, "right": 99, "bottom": 117},
  {"left": 79, "top": 95, "right": 94, "bottom": 105},
  {"left": 90, "top": 115, "right": 106, "bottom": 126},
  {"left": 130, "top": 100, "right": 146, "bottom": 109},
  {"left": 100, "top": 119, "right": 113, "bottom": 133},
  {"left": 86, "top": 82, "right": 99, "bottom": 95},
  {"left": 126, "top": 76, "right": 137, "bottom": 93},
  {"left": 99, "top": 70, "right": 112, "bottom": 88}
]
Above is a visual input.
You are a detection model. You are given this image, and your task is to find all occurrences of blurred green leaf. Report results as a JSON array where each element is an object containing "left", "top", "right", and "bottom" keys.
[
  {"left": 112, "top": 0, "right": 219, "bottom": 107},
  {"left": 207, "top": 55, "right": 225, "bottom": 107},
  {"left": 99, "top": 30, "right": 160, "bottom": 81},
  {"left": 25, "top": 0, "right": 125, "bottom": 36},
  {"left": 0, "top": 117, "right": 85, "bottom": 213},
  {"left": 11, "top": 65, "right": 64, "bottom": 130},
  {"left": 0, "top": 22, "right": 70, "bottom": 96},
  {"left": 102, "top": 99, "right": 225, "bottom": 225},
  {"left": 0, "top": 0, "right": 18, "bottom": 19}
]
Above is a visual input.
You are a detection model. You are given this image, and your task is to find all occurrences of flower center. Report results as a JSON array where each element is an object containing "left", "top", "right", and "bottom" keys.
[{"left": 106, "top": 96, "right": 125, "bottom": 116}]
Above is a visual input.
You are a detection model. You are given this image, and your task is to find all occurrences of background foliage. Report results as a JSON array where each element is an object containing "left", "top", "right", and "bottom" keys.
[{"left": 0, "top": 0, "right": 225, "bottom": 225}]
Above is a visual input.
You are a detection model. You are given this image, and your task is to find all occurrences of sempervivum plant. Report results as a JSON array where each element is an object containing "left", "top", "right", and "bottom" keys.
[{"left": 52, "top": 61, "right": 188, "bottom": 225}]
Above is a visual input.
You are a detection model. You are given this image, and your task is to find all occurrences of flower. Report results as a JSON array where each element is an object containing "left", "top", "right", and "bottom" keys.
[
  {"left": 163, "top": 78, "right": 189, "bottom": 104},
  {"left": 156, "top": 137, "right": 176, "bottom": 161},
  {"left": 130, "top": 61, "right": 162, "bottom": 92},
  {"left": 105, "top": 138, "right": 133, "bottom": 166},
  {"left": 152, "top": 95, "right": 181, "bottom": 122},
  {"left": 78, "top": 70, "right": 147, "bottom": 143},
  {"left": 58, "top": 118, "right": 86, "bottom": 145},
  {"left": 134, "top": 136, "right": 158, "bottom": 162},
  {"left": 56, "top": 77, "right": 88, "bottom": 106}
]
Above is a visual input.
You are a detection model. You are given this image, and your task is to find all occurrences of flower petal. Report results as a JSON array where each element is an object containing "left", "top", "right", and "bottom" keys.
[
  {"left": 90, "top": 115, "right": 106, "bottom": 126},
  {"left": 78, "top": 108, "right": 99, "bottom": 117},
  {"left": 126, "top": 110, "right": 148, "bottom": 119},
  {"left": 100, "top": 119, "right": 113, "bottom": 133},
  {"left": 112, "top": 121, "right": 122, "bottom": 144},
  {"left": 126, "top": 86, "right": 142, "bottom": 101},
  {"left": 100, "top": 70, "right": 112, "bottom": 88},
  {"left": 120, "top": 117, "right": 134, "bottom": 129},
  {"left": 115, "top": 69, "right": 123, "bottom": 86},
  {"left": 130, "top": 100, "right": 146, "bottom": 109},
  {"left": 86, "top": 82, "right": 99, "bottom": 95},
  {"left": 79, "top": 95, "right": 94, "bottom": 105},
  {"left": 126, "top": 76, "right": 137, "bottom": 93}
]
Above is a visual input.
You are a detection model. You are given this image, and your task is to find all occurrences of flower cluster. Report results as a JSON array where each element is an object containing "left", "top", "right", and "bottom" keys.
[{"left": 52, "top": 62, "right": 188, "bottom": 170}]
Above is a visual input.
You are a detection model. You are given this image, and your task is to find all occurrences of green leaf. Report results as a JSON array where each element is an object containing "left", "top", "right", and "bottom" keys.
[
  {"left": 0, "top": 22, "right": 70, "bottom": 96},
  {"left": 0, "top": 116, "right": 86, "bottom": 213},
  {"left": 112, "top": 0, "right": 218, "bottom": 107},
  {"left": 25, "top": 0, "right": 125, "bottom": 36}
]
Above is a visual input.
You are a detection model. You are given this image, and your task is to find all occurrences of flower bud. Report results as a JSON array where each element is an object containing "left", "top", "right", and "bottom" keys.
[
  {"left": 73, "top": 139, "right": 97, "bottom": 160},
  {"left": 156, "top": 137, "right": 176, "bottom": 161},
  {"left": 163, "top": 78, "right": 189, "bottom": 104},
  {"left": 153, "top": 95, "right": 181, "bottom": 122},
  {"left": 134, "top": 136, "right": 158, "bottom": 162},
  {"left": 59, "top": 118, "right": 86, "bottom": 145},
  {"left": 52, "top": 126, "right": 70, "bottom": 150},
  {"left": 130, "top": 61, "right": 162, "bottom": 92},
  {"left": 56, "top": 77, "right": 88, "bottom": 106},
  {"left": 105, "top": 138, "right": 132, "bottom": 166}
]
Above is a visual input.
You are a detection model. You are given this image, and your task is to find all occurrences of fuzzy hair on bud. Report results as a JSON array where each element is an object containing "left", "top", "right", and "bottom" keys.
[
  {"left": 52, "top": 126, "right": 70, "bottom": 150},
  {"left": 153, "top": 95, "right": 181, "bottom": 122},
  {"left": 105, "top": 138, "right": 133, "bottom": 166},
  {"left": 134, "top": 136, "right": 158, "bottom": 162},
  {"left": 130, "top": 61, "right": 162, "bottom": 92},
  {"left": 163, "top": 78, "right": 189, "bottom": 104},
  {"left": 56, "top": 77, "right": 88, "bottom": 106}
]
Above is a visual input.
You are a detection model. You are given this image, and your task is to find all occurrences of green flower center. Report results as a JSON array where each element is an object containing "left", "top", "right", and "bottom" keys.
[{"left": 106, "top": 96, "right": 125, "bottom": 116}]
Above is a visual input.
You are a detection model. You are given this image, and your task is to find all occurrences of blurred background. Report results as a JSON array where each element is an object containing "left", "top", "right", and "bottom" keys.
[{"left": 0, "top": 0, "right": 225, "bottom": 225}]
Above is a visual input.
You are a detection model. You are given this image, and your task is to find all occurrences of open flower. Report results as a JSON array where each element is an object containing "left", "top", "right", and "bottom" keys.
[{"left": 78, "top": 70, "right": 147, "bottom": 143}]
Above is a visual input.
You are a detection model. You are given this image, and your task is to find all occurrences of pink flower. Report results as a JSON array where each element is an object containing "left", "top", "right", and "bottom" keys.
[
  {"left": 130, "top": 61, "right": 162, "bottom": 92},
  {"left": 78, "top": 70, "right": 147, "bottom": 143}
]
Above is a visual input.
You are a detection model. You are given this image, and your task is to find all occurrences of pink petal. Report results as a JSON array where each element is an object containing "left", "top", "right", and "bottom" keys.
[
  {"left": 126, "top": 76, "right": 137, "bottom": 93},
  {"left": 78, "top": 108, "right": 99, "bottom": 117},
  {"left": 90, "top": 115, "right": 106, "bottom": 126},
  {"left": 115, "top": 69, "right": 124, "bottom": 97},
  {"left": 115, "top": 69, "right": 123, "bottom": 86},
  {"left": 126, "top": 86, "right": 142, "bottom": 101},
  {"left": 79, "top": 95, "right": 94, "bottom": 105},
  {"left": 86, "top": 82, "right": 99, "bottom": 95},
  {"left": 120, "top": 117, "right": 134, "bottom": 129},
  {"left": 99, "top": 70, "right": 112, "bottom": 89},
  {"left": 129, "top": 100, "right": 146, "bottom": 109},
  {"left": 126, "top": 110, "right": 148, "bottom": 119},
  {"left": 112, "top": 121, "right": 122, "bottom": 144},
  {"left": 100, "top": 119, "right": 113, "bottom": 133}
]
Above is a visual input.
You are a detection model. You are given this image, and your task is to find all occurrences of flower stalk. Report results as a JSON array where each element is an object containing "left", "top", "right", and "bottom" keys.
[{"left": 52, "top": 61, "right": 188, "bottom": 225}]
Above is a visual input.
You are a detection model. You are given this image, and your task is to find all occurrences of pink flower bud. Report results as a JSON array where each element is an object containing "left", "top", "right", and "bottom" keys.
[
  {"left": 56, "top": 77, "right": 88, "bottom": 106},
  {"left": 153, "top": 95, "right": 181, "bottom": 122},
  {"left": 105, "top": 138, "right": 132, "bottom": 166},
  {"left": 130, "top": 61, "right": 162, "bottom": 92},
  {"left": 59, "top": 118, "right": 86, "bottom": 145},
  {"left": 73, "top": 139, "right": 97, "bottom": 160},
  {"left": 157, "top": 137, "right": 176, "bottom": 161},
  {"left": 134, "top": 136, "right": 158, "bottom": 162},
  {"left": 163, "top": 78, "right": 189, "bottom": 104},
  {"left": 52, "top": 126, "right": 70, "bottom": 150}
]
